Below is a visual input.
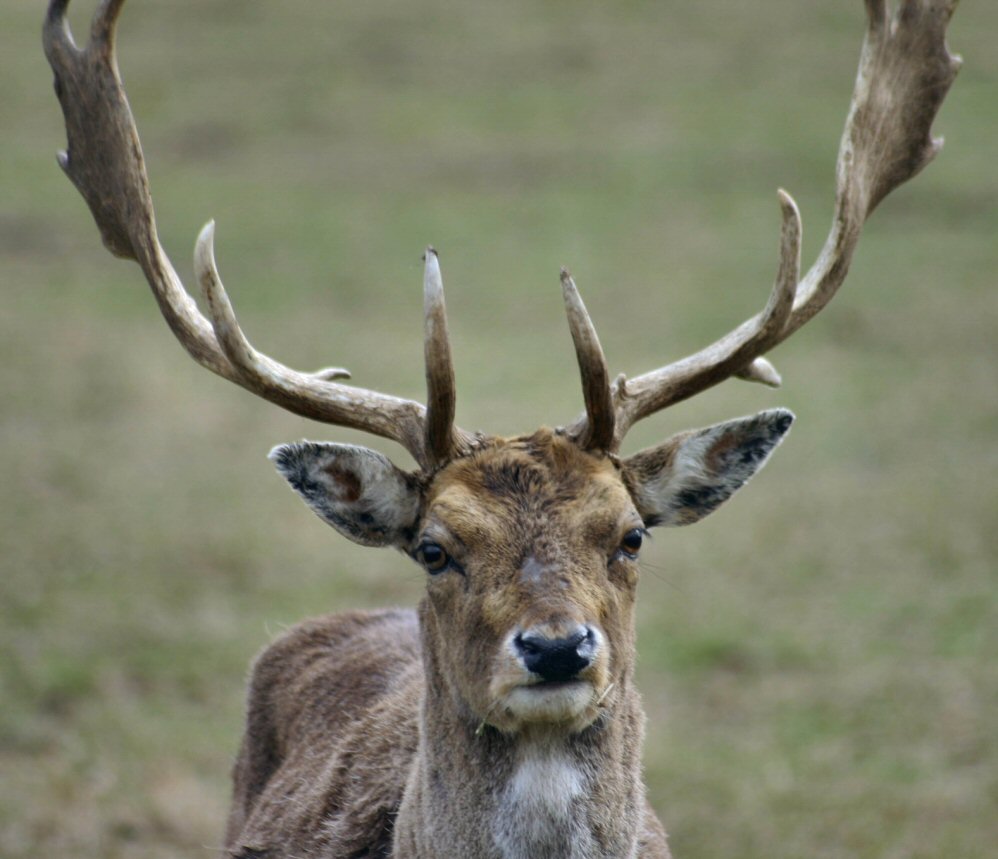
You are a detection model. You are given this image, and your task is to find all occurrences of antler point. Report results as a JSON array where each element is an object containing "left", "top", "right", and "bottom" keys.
[
  {"left": 776, "top": 188, "right": 800, "bottom": 217},
  {"left": 196, "top": 220, "right": 217, "bottom": 254}
]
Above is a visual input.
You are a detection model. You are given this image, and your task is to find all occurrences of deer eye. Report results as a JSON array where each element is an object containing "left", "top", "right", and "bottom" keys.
[
  {"left": 620, "top": 528, "right": 645, "bottom": 558},
  {"left": 416, "top": 542, "right": 450, "bottom": 574}
]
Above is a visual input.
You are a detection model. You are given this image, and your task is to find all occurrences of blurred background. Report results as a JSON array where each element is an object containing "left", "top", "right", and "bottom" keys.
[{"left": 2, "top": 1, "right": 995, "bottom": 856}]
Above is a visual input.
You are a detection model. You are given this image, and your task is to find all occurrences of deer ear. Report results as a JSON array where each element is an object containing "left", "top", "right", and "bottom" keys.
[
  {"left": 622, "top": 409, "right": 794, "bottom": 527},
  {"left": 269, "top": 442, "right": 422, "bottom": 548}
]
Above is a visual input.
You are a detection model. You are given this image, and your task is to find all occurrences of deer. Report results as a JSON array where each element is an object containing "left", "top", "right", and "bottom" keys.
[{"left": 44, "top": 0, "right": 960, "bottom": 856}]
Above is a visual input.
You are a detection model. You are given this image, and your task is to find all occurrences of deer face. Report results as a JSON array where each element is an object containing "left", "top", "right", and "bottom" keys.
[
  {"left": 271, "top": 408, "right": 793, "bottom": 735},
  {"left": 415, "top": 431, "right": 640, "bottom": 733}
]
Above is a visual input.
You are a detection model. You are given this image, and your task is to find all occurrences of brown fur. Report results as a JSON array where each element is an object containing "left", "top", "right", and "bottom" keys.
[{"left": 227, "top": 610, "right": 422, "bottom": 857}]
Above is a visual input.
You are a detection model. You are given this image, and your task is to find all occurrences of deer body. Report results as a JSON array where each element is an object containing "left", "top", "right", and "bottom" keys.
[{"left": 44, "top": 1, "right": 960, "bottom": 856}]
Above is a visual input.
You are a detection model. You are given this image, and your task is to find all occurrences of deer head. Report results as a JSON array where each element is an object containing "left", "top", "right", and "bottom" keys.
[
  {"left": 44, "top": 0, "right": 959, "bottom": 750},
  {"left": 270, "top": 412, "right": 792, "bottom": 734}
]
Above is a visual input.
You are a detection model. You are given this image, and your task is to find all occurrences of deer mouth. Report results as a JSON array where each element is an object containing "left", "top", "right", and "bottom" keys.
[
  {"left": 501, "top": 678, "right": 596, "bottom": 726},
  {"left": 522, "top": 678, "right": 587, "bottom": 692}
]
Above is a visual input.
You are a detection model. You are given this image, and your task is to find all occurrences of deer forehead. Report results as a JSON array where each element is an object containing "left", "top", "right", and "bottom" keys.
[
  {"left": 417, "top": 436, "right": 639, "bottom": 634},
  {"left": 422, "top": 433, "right": 638, "bottom": 555}
]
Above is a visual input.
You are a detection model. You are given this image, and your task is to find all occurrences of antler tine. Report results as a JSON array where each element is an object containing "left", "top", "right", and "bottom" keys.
[
  {"left": 422, "top": 249, "right": 458, "bottom": 468},
  {"left": 566, "top": 190, "right": 801, "bottom": 447},
  {"left": 570, "top": 0, "right": 960, "bottom": 450},
  {"left": 784, "top": 0, "right": 962, "bottom": 331},
  {"left": 560, "top": 269, "right": 615, "bottom": 452},
  {"left": 90, "top": 0, "right": 127, "bottom": 48},
  {"left": 193, "top": 224, "right": 435, "bottom": 463},
  {"left": 45, "top": 0, "right": 470, "bottom": 472},
  {"left": 45, "top": 0, "right": 233, "bottom": 378}
]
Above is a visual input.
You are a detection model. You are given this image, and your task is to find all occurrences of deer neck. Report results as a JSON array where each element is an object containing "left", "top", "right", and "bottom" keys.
[{"left": 393, "top": 606, "right": 646, "bottom": 859}]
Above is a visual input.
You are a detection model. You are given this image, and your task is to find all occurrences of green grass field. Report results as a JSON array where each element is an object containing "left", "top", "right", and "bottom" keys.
[{"left": 2, "top": 1, "right": 996, "bottom": 856}]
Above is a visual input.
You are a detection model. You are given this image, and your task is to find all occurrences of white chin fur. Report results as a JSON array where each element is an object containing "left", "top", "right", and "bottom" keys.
[{"left": 503, "top": 682, "right": 594, "bottom": 725}]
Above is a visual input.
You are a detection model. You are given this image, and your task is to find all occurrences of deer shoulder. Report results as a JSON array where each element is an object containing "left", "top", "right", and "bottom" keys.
[{"left": 228, "top": 609, "right": 422, "bottom": 858}]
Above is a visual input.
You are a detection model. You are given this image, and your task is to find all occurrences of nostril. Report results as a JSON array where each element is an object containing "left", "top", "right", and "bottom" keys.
[{"left": 514, "top": 633, "right": 540, "bottom": 657}]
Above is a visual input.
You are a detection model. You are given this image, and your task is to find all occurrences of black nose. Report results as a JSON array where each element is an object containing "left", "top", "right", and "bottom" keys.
[{"left": 514, "top": 626, "right": 596, "bottom": 682}]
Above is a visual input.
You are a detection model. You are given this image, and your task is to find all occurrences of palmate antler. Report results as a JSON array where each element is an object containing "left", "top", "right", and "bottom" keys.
[
  {"left": 44, "top": 0, "right": 960, "bottom": 465},
  {"left": 563, "top": 0, "right": 961, "bottom": 452},
  {"left": 42, "top": 0, "right": 476, "bottom": 472}
]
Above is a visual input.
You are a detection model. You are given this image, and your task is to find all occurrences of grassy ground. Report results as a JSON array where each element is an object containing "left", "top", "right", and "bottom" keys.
[{"left": 2, "top": 1, "right": 996, "bottom": 856}]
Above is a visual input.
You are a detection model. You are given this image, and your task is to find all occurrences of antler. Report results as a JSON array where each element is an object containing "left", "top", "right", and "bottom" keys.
[
  {"left": 43, "top": 0, "right": 471, "bottom": 471},
  {"left": 565, "top": 0, "right": 961, "bottom": 451},
  {"left": 561, "top": 268, "right": 616, "bottom": 452},
  {"left": 45, "top": 0, "right": 960, "bottom": 465}
]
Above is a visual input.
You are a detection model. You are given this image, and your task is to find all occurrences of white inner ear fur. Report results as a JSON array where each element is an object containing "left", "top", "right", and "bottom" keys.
[{"left": 661, "top": 429, "right": 721, "bottom": 488}]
